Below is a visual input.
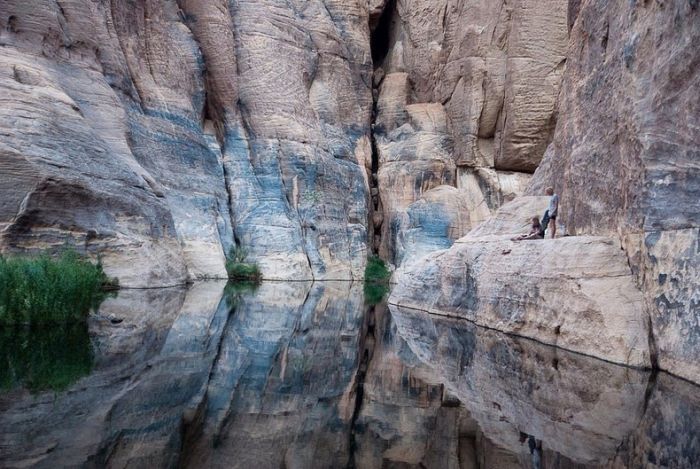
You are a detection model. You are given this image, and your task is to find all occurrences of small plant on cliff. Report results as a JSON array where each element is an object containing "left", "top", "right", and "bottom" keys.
[
  {"left": 0, "top": 250, "right": 118, "bottom": 326},
  {"left": 364, "top": 256, "right": 391, "bottom": 305},
  {"left": 225, "top": 247, "right": 262, "bottom": 282},
  {"left": 365, "top": 256, "right": 391, "bottom": 284}
]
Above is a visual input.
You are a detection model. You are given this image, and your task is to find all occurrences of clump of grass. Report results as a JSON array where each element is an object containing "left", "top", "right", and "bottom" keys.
[
  {"left": 0, "top": 250, "right": 118, "bottom": 326},
  {"left": 364, "top": 256, "right": 391, "bottom": 305},
  {"left": 0, "top": 324, "right": 93, "bottom": 392},
  {"left": 365, "top": 255, "right": 391, "bottom": 284},
  {"left": 225, "top": 247, "right": 262, "bottom": 282}
]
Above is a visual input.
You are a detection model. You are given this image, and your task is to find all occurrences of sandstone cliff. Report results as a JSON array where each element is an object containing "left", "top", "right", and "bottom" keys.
[
  {"left": 1, "top": 0, "right": 697, "bottom": 384},
  {"left": 391, "top": 0, "right": 699, "bottom": 383},
  {"left": 0, "top": 0, "right": 374, "bottom": 285}
]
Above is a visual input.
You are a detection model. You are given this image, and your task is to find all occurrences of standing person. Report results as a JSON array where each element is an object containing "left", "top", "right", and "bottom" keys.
[{"left": 545, "top": 187, "right": 559, "bottom": 238}]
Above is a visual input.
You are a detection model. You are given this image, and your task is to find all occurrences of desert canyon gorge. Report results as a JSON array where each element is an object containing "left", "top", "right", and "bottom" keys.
[{"left": 0, "top": 0, "right": 698, "bottom": 468}]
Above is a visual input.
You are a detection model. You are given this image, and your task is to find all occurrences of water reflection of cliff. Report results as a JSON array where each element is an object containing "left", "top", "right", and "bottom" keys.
[{"left": 0, "top": 283, "right": 698, "bottom": 468}]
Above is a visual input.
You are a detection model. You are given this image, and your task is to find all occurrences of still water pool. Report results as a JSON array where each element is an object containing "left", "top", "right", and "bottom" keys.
[{"left": 1, "top": 281, "right": 698, "bottom": 468}]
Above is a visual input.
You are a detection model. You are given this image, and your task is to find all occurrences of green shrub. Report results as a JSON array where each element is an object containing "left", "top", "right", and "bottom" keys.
[
  {"left": 365, "top": 255, "right": 391, "bottom": 284},
  {"left": 0, "top": 250, "right": 117, "bottom": 326},
  {"left": 364, "top": 256, "right": 391, "bottom": 305},
  {"left": 0, "top": 324, "right": 93, "bottom": 392},
  {"left": 225, "top": 247, "right": 262, "bottom": 281}
]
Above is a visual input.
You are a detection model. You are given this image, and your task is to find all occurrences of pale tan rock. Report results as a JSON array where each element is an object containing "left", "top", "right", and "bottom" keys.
[
  {"left": 0, "top": 0, "right": 376, "bottom": 284},
  {"left": 391, "top": 198, "right": 651, "bottom": 368},
  {"left": 529, "top": 0, "right": 699, "bottom": 382},
  {"left": 377, "top": 0, "right": 568, "bottom": 171},
  {"left": 376, "top": 102, "right": 456, "bottom": 264}
]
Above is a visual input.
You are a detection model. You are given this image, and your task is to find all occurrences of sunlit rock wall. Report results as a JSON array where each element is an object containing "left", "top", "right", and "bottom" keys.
[
  {"left": 0, "top": 0, "right": 373, "bottom": 285},
  {"left": 372, "top": 0, "right": 568, "bottom": 266},
  {"left": 529, "top": 0, "right": 700, "bottom": 383}
]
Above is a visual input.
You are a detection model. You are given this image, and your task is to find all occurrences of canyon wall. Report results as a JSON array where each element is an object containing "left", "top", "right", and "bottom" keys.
[
  {"left": 0, "top": 1, "right": 697, "bottom": 380},
  {"left": 0, "top": 0, "right": 569, "bottom": 282},
  {"left": 528, "top": 0, "right": 699, "bottom": 383},
  {"left": 392, "top": 0, "right": 699, "bottom": 383},
  {"left": 0, "top": 0, "right": 374, "bottom": 285},
  {"left": 371, "top": 0, "right": 568, "bottom": 266}
]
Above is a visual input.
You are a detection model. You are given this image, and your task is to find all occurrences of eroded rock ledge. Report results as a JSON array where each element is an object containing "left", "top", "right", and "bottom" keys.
[{"left": 390, "top": 197, "right": 651, "bottom": 368}]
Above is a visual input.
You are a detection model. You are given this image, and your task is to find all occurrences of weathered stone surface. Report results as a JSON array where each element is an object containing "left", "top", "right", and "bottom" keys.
[
  {"left": 391, "top": 197, "right": 651, "bottom": 368},
  {"left": 0, "top": 0, "right": 374, "bottom": 285},
  {"left": 528, "top": 0, "right": 700, "bottom": 382},
  {"left": 375, "top": 0, "right": 568, "bottom": 171},
  {"left": 372, "top": 0, "right": 562, "bottom": 266},
  {"left": 388, "top": 305, "right": 653, "bottom": 467}
]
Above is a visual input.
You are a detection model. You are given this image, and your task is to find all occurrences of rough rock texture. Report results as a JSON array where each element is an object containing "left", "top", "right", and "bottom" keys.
[
  {"left": 377, "top": 0, "right": 567, "bottom": 171},
  {"left": 372, "top": 0, "right": 566, "bottom": 267},
  {"left": 391, "top": 197, "right": 651, "bottom": 368},
  {"left": 528, "top": 0, "right": 700, "bottom": 382},
  {"left": 0, "top": 0, "right": 374, "bottom": 284},
  {"left": 390, "top": 304, "right": 700, "bottom": 468},
  {"left": 2, "top": 282, "right": 698, "bottom": 468}
]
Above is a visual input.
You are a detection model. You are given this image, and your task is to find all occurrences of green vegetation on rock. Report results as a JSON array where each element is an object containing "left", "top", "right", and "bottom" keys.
[
  {"left": 364, "top": 256, "right": 391, "bottom": 305},
  {"left": 225, "top": 247, "right": 262, "bottom": 282},
  {"left": 365, "top": 255, "right": 391, "bottom": 283},
  {"left": 0, "top": 250, "right": 117, "bottom": 326}
]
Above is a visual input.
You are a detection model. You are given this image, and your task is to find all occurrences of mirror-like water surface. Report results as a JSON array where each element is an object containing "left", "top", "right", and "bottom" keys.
[{"left": 0, "top": 282, "right": 698, "bottom": 468}]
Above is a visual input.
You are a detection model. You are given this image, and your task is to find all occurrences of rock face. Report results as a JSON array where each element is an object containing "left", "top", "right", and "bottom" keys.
[
  {"left": 389, "top": 304, "right": 700, "bottom": 468},
  {"left": 528, "top": 0, "right": 700, "bottom": 383},
  {"left": 372, "top": 0, "right": 567, "bottom": 267},
  {"left": 391, "top": 197, "right": 651, "bottom": 368},
  {"left": 0, "top": 0, "right": 374, "bottom": 285},
  {"left": 390, "top": 0, "right": 699, "bottom": 383}
]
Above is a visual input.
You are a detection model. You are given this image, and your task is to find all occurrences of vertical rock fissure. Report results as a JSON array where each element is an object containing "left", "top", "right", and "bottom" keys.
[
  {"left": 368, "top": 0, "right": 396, "bottom": 256},
  {"left": 346, "top": 304, "right": 377, "bottom": 468}
]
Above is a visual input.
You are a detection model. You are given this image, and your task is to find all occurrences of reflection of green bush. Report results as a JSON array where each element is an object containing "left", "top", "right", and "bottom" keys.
[
  {"left": 364, "top": 256, "right": 391, "bottom": 305},
  {"left": 0, "top": 250, "right": 118, "bottom": 326},
  {"left": 0, "top": 324, "right": 93, "bottom": 393},
  {"left": 223, "top": 281, "right": 260, "bottom": 307},
  {"left": 225, "top": 248, "right": 262, "bottom": 281},
  {"left": 364, "top": 282, "right": 390, "bottom": 306}
]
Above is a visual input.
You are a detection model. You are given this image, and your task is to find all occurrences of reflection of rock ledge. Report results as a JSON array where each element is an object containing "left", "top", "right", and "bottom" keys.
[
  {"left": 390, "top": 304, "right": 650, "bottom": 466},
  {"left": 390, "top": 197, "right": 651, "bottom": 368}
]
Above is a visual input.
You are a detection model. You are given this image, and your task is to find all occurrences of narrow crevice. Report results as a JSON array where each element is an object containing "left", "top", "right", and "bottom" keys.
[
  {"left": 370, "top": 0, "right": 396, "bottom": 66},
  {"left": 346, "top": 304, "right": 378, "bottom": 469},
  {"left": 368, "top": 0, "right": 396, "bottom": 257}
]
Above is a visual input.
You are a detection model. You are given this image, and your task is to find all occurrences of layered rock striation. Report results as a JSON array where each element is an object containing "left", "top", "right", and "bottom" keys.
[
  {"left": 528, "top": 0, "right": 700, "bottom": 382},
  {"left": 370, "top": 0, "right": 568, "bottom": 266},
  {"left": 391, "top": 0, "right": 698, "bottom": 382},
  {"left": 392, "top": 197, "right": 651, "bottom": 368},
  {"left": 0, "top": 0, "right": 374, "bottom": 285}
]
